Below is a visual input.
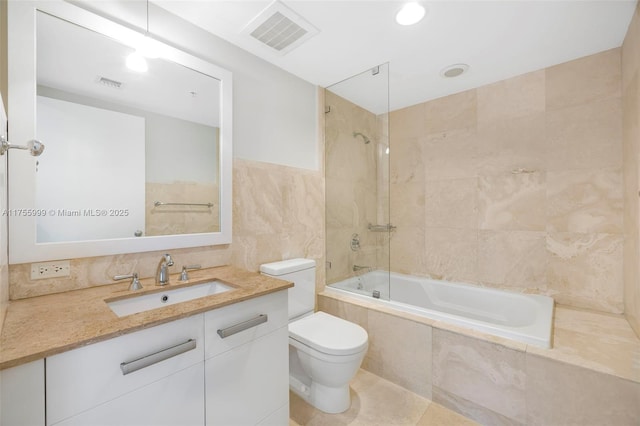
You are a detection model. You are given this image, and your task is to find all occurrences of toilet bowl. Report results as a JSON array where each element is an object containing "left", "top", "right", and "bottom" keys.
[
  {"left": 289, "top": 311, "right": 368, "bottom": 413},
  {"left": 260, "top": 259, "right": 369, "bottom": 414}
]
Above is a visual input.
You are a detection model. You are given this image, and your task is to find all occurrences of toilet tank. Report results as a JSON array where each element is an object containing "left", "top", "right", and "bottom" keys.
[{"left": 260, "top": 258, "right": 316, "bottom": 321}]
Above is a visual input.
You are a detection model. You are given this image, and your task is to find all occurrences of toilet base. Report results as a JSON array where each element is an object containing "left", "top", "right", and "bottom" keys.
[{"left": 290, "top": 375, "right": 351, "bottom": 414}]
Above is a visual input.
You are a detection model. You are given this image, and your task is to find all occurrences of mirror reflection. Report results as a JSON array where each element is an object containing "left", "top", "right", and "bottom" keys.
[{"left": 35, "top": 11, "right": 221, "bottom": 243}]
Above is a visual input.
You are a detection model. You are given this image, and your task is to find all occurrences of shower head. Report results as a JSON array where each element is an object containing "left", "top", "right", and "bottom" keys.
[
  {"left": 353, "top": 132, "right": 370, "bottom": 144},
  {"left": 26, "top": 140, "right": 45, "bottom": 156},
  {"left": 0, "top": 136, "right": 45, "bottom": 156}
]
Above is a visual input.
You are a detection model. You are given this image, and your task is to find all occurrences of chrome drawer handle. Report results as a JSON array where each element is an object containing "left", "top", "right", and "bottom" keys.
[
  {"left": 217, "top": 314, "right": 268, "bottom": 339},
  {"left": 120, "top": 339, "right": 196, "bottom": 375}
]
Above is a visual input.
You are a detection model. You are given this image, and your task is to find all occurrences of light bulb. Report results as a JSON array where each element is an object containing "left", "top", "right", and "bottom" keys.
[{"left": 396, "top": 2, "right": 426, "bottom": 26}]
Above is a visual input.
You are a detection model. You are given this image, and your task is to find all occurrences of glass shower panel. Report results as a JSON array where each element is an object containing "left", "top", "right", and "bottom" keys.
[{"left": 325, "top": 63, "right": 390, "bottom": 301}]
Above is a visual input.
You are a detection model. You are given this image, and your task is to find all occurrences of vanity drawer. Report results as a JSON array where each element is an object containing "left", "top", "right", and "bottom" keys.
[
  {"left": 46, "top": 314, "right": 204, "bottom": 425},
  {"left": 204, "top": 290, "right": 288, "bottom": 359}
]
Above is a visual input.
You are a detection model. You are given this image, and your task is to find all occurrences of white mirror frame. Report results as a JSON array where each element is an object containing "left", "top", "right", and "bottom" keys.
[{"left": 7, "top": 0, "right": 232, "bottom": 264}]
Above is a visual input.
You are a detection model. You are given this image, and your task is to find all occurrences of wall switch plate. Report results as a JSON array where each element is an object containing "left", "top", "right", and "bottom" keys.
[{"left": 30, "top": 260, "right": 71, "bottom": 280}]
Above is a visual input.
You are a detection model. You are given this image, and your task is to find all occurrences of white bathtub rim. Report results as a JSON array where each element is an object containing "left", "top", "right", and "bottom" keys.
[{"left": 325, "top": 274, "right": 554, "bottom": 349}]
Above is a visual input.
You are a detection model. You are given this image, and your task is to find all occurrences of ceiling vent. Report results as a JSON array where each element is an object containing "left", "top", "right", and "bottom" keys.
[
  {"left": 242, "top": 1, "right": 319, "bottom": 55},
  {"left": 97, "top": 76, "right": 123, "bottom": 89}
]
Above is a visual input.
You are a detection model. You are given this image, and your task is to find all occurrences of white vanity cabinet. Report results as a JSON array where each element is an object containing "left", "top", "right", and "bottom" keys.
[
  {"left": 0, "top": 290, "right": 290, "bottom": 426},
  {"left": 204, "top": 290, "right": 290, "bottom": 426},
  {"left": 45, "top": 315, "right": 205, "bottom": 426}
]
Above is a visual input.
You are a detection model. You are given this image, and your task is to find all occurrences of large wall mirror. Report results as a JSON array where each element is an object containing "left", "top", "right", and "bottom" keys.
[{"left": 8, "top": 1, "right": 232, "bottom": 263}]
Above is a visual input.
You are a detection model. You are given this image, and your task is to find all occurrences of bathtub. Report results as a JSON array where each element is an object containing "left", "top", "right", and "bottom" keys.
[{"left": 327, "top": 271, "right": 554, "bottom": 348}]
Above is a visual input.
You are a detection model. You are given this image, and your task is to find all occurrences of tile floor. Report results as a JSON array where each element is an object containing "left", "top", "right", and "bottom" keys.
[{"left": 289, "top": 369, "right": 478, "bottom": 426}]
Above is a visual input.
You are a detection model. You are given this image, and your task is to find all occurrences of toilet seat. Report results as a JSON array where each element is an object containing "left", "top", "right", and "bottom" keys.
[{"left": 289, "top": 311, "right": 368, "bottom": 356}]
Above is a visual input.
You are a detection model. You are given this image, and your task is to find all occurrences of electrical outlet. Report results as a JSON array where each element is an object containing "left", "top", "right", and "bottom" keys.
[{"left": 30, "top": 260, "right": 71, "bottom": 280}]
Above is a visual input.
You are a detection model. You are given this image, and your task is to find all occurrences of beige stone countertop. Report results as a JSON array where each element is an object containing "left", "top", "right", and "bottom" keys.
[{"left": 0, "top": 265, "right": 292, "bottom": 370}]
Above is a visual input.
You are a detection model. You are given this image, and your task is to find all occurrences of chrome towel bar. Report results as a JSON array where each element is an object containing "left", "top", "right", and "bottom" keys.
[{"left": 154, "top": 201, "right": 213, "bottom": 208}]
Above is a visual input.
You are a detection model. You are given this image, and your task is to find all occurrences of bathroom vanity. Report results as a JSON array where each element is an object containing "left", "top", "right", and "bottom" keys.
[{"left": 0, "top": 266, "right": 292, "bottom": 426}]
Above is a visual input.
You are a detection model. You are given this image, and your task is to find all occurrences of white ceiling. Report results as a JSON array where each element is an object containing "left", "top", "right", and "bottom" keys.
[{"left": 156, "top": 0, "right": 638, "bottom": 114}]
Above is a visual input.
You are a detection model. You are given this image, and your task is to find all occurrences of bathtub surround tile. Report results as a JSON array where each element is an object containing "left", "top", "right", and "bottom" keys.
[
  {"left": 389, "top": 103, "right": 425, "bottom": 140},
  {"left": 318, "top": 296, "right": 369, "bottom": 332},
  {"left": 527, "top": 305, "right": 640, "bottom": 383},
  {"left": 547, "top": 167, "right": 624, "bottom": 234},
  {"left": 546, "top": 232, "right": 624, "bottom": 313},
  {"left": 390, "top": 226, "right": 426, "bottom": 276},
  {"left": 423, "top": 178, "right": 477, "bottom": 229},
  {"left": 477, "top": 171, "right": 546, "bottom": 232},
  {"left": 477, "top": 230, "right": 547, "bottom": 292},
  {"left": 423, "top": 128, "right": 478, "bottom": 181},
  {"left": 390, "top": 181, "right": 425, "bottom": 227},
  {"left": 424, "top": 89, "right": 477, "bottom": 134},
  {"left": 390, "top": 137, "right": 424, "bottom": 184},
  {"left": 525, "top": 353, "right": 640, "bottom": 426},
  {"left": 476, "top": 113, "right": 546, "bottom": 177},
  {"left": 476, "top": 70, "right": 545, "bottom": 126},
  {"left": 622, "top": 6, "right": 640, "bottom": 91},
  {"left": 432, "top": 329, "right": 527, "bottom": 424},
  {"left": 545, "top": 97, "right": 623, "bottom": 172},
  {"left": 423, "top": 228, "right": 478, "bottom": 284},
  {"left": 546, "top": 48, "right": 621, "bottom": 111},
  {"left": 364, "top": 310, "right": 433, "bottom": 399}
]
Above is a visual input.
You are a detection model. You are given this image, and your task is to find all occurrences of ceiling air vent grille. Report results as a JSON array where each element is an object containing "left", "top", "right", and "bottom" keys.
[{"left": 243, "top": 1, "right": 319, "bottom": 55}]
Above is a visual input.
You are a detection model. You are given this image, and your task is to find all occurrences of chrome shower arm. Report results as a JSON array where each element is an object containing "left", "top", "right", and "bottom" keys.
[{"left": 0, "top": 135, "right": 45, "bottom": 156}]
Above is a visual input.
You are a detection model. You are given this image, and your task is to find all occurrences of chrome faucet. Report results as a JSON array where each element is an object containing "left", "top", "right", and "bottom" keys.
[{"left": 156, "top": 253, "right": 174, "bottom": 286}]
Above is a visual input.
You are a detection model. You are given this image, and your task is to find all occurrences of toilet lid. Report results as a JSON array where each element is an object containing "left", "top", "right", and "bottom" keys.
[{"left": 289, "top": 311, "right": 368, "bottom": 356}]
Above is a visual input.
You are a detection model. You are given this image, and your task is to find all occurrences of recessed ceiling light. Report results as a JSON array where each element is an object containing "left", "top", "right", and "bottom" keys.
[
  {"left": 440, "top": 63, "right": 469, "bottom": 78},
  {"left": 396, "top": 2, "right": 426, "bottom": 26},
  {"left": 126, "top": 51, "right": 148, "bottom": 72}
]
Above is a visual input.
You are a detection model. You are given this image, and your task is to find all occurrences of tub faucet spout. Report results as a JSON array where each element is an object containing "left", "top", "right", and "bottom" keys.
[
  {"left": 156, "top": 253, "right": 174, "bottom": 286},
  {"left": 353, "top": 265, "right": 372, "bottom": 272}
]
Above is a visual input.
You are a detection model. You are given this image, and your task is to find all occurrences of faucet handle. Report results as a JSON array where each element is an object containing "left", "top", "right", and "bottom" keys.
[
  {"left": 179, "top": 265, "right": 202, "bottom": 282},
  {"left": 114, "top": 272, "right": 143, "bottom": 291}
]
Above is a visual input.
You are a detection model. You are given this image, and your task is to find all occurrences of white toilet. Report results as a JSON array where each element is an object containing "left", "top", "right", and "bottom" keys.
[{"left": 260, "top": 258, "right": 368, "bottom": 414}]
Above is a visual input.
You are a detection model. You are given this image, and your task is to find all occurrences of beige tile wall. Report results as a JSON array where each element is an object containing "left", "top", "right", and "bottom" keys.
[
  {"left": 8, "top": 158, "right": 325, "bottom": 299},
  {"left": 390, "top": 48, "right": 625, "bottom": 314},
  {"left": 623, "top": 3, "right": 640, "bottom": 337},
  {"left": 319, "top": 294, "right": 640, "bottom": 426},
  {"left": 325, "top": 91, "right": 384, "bottom": 284}
]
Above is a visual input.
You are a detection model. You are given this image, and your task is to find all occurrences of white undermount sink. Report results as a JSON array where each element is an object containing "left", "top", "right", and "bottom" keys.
[{"left": 107, "top": 281, "right": 233, "bottom": 317}]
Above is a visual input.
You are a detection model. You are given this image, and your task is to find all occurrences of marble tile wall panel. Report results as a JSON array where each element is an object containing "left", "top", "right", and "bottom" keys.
[
  {"left": 477, "top": 230, "right": 547, "bottom": 291},
  {"left": 547, "top": 167, "right": 623, "bottom": 234},
  {"left": 325, "top": 90, "right": 388, "bottom": 284},
  {"left": 231, "top": 159, "right": 324, "bottom": 283},
  {"left": 478, "top": 171, "right": 546, "bottom": 232},
  {"left": 526, "top": 353, "right": 640, "bottom": 426},
  {"left": 389, "top": 48, "right": 625, "bottom": 313},
  {"left": 10, "top": 158, "right": 324, "bottom": 298},
  {"left": 623, "top": 3, "right": 640, "bottom": 337},
  {"left": 318, "top": 296, "right": 432, "bottom": 399},
  {"left": 546, "top": 47, "right": 621, "bottom": 111},
  {"left": 476, "top": 70, "right": 545, "bottom": 126},
  {"left": 476, "top": 113, "right": 545, "bottom": 177},
  {"left": 432, "top": 329, "right": 527, "bottom": 424},
  {"left": 422, "top": 128, "right": 478, "bottom": 181},
  {"left": 423, "top": 228, "right": 478, "bottom": 283},
  {"left": 432, "top": 387, "right": 523, "bottom": 426},
  {"left": 547, "top": 232, "right": 624, "bottom": 313},
  {"left": 545, "top": 98, "right": 622, "bottom": 172}
]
